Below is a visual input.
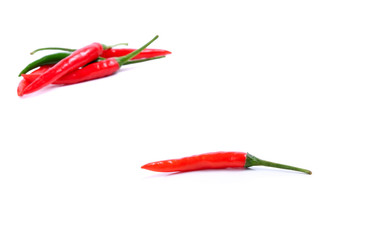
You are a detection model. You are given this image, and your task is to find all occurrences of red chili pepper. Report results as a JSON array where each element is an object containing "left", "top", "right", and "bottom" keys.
[
  {"left": 17, "top": 78, "right": 31, "bottom": 96},
  {"left": 17, "top": 65, "right": 54, "bottom": 96},
  {"left": 21, "top": 73, "right": 44, "bottom": 83},
  {"left": 21, "top": 59, "right": 120, "bottom": 85},
  {"left": 20, "top": 36, "right": 159, "bottom": 87},
  {"left": 29, "top": 64, "right": 55, "bottom": 74},
  {"left": 100, "top": 48, "right": 171, "bottom": 59},
  {"left": 55, "top": 58, "right": 120, "bottom": 85},
  {"left": 141, "top": 152, "right": 312, "bottom": 174},
  {"left": 19, "top": 42, "right": 105, "bottom": 96}
]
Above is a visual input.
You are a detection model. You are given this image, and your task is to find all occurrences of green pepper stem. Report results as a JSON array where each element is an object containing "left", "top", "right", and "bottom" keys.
[
  {"left": 30, "top": 42, "right": 130, "bottom": 55},
  {"left": 122, "top": 56, "right": 165, "bottom": 65},
  {"left": 244, "top": 153, "right": 312, "bottom": 175},
  {"left": 30, "top": 47, "right": 76, "bottom": 55},
  {"left": 115, "top": 35, "right": 159, "bottom": 66},
  {"left": 105, "top": 43, "right": 128, "bottom": 49},
  {"left": 19, "top": 52, "right": 71, "bottom": 76},
  {"left": 29, "top": 42, "right": 129, "bottom": 55}
]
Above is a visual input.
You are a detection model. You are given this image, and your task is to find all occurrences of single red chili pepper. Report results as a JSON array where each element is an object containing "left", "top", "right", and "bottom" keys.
[
  {"left": 141, "top": 152, "right": 312, "bottom": 174},
  {"left": 20, "top": 36, "right": 159, "bottom": 87}
]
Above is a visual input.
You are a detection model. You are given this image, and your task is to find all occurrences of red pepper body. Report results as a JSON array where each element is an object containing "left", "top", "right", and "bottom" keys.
[
  {"left": 22, "top": 59, "right": 120, "bottom": 85},
  {"left": 19, "top": 42, "right": 104, "bottom": 96},
  {"left": 17, "top": 78, "right": 31, "bottom": 96},
  {"left": 141, "top": 152, "right": 247, "bottom": 172},
  {"left": 101, "top": 48, "right": 171, "bottom": 59},
  {"left": 30, "top": 65, "right": 54, "bottom": 74},
  {"left": 17, "top": 65, "right": 53, "bottom": 95},
  {"left": 54, "top": 58, "right": 120, "bottom": 85}
]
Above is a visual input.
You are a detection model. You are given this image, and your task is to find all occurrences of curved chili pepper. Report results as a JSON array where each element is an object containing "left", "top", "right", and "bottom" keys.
[
  {"left": 29, "top": 65, "right": 55, "bottom": 74},
  {"left": 17, "top": 65, "right": 54, "bottom": 96},
  {"left": 54, "top": 58, "right": 121, "bottom": 85},
  {"left": 141, "top": 152, "right": 312, "bottom": 174},
  {"left": 19, "top": 42, "right": 106, "bottom": 96},
  {"left": 30, "top": 46, "right": 171, "bottom": 60},
  {"left": 21, "top": 36, "right": 160, "bottom": 86},
  {"left": 18, "top": 52, "right": 70, "bottom": 76},
  {"left": 17, "top": 78, "right": 30, "bottom": 97}
]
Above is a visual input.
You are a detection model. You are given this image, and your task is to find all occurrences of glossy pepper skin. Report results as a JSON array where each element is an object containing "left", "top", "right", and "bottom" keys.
[
  {"left": 19, "top": 42, "right": 104, "bottom": 96},
  {"left": 54, "top": 36, "right": 159, "bottom": 84},
  {"left": 18, "top": 52, "right": 70, "bottom": 76},
  {"left": 142, "top": 152, "right": 247, "bottom": 172},
  {"left": 53, "top": 58, "right": 119, "bottom": 85},
  {"left": 19, "top": 35, "right": 159, "bottom": 88},
  {"left": 21, "top": 62, "right": 117, "bottom": 85},
  {"left": 17, "top": 65, "right": 53, "bottom": 96},
  {"left": 141, "top": 152, "right": 312, "bottom": 174},
  {"left": 21, "top": 56, "right": 165, "bottom": 85}
]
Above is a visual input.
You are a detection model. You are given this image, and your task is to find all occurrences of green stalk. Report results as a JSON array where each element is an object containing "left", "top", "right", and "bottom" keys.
[
  {"left": 19, "top": 52, "right": 71, "bottom": 76},
  {"left": 30, "top": 47, "right": 75, "bottom": 55},
  {"left": 244, "top": 153, "right": 312, "bottom": 175},
  {"left": 115, "top": 35, "right": 158, "bottom": 66},
  {"left": 122, "top": 55, "right": 165, "bottom": 65},
  {"left": 30, "top": 43, "right": 128, "bottom": 55},
  {"left": 102, "top": 43, "right": 128, "bottom": 50}
]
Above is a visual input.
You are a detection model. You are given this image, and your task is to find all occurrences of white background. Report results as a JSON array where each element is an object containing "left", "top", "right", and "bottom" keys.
[{"left": 1, "top": 0, "right": 372, "bottom": 239}]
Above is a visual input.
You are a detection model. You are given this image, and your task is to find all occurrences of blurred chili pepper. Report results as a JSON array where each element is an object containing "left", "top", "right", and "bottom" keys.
[
  {"left": 19, "top": 41, "right": 130, "bottom": 96},
  {"left": 17, "top": 65, "right": 54, "bottom": 96},
  {"left": 141, "top": 152, "right": 312, "bottom": 174},
  {"left": 20, "top": 36, "right": 160, "bottom": 87}
]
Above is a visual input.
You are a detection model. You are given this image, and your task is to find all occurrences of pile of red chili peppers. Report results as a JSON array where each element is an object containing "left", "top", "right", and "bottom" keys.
[{"left": 17, "top": 35, "right": 170, "bottom": 96}]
